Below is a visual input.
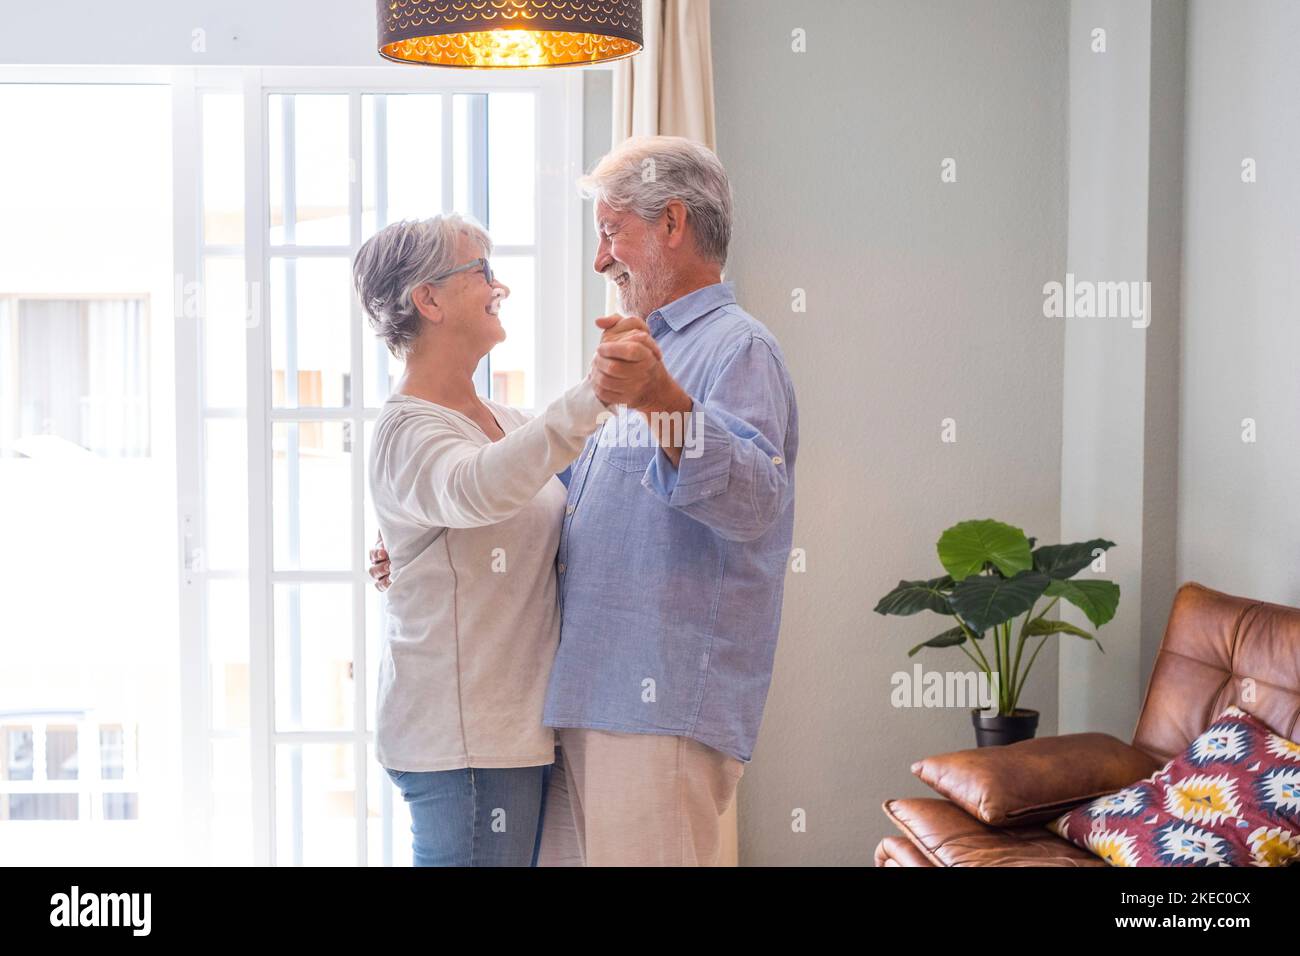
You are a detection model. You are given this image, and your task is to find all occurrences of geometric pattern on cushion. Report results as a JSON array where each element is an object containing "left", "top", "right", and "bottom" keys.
[{"left": 1048, "top": 706, "right": 1300, "bottom": 867}]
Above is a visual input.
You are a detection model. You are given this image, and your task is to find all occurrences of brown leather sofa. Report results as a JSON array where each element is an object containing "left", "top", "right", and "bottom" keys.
[{"left": 874, "top": 582, "right": 1300, "bottom": 866}]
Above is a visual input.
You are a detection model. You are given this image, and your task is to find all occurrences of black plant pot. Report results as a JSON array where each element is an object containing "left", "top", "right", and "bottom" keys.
[{"left": 971, "top": 708, "right": 1039, "bottom": 748}]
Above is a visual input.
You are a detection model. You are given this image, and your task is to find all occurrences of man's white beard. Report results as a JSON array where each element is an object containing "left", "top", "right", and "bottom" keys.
[{"left": 613, "top": 245, "right": 672, "bottom": 318}]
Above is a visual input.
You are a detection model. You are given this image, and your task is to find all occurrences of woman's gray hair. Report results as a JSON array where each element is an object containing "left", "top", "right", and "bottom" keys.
[
  {"left": 578, "top": 135, "right": 733, "bottom": 267},
  {"left": 352, "top": 214, "right": 491, "bottom": 358}
]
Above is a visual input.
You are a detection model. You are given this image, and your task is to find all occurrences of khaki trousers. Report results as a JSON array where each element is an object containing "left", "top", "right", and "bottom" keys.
[{"left": 536, "top": 728, "right": 744, "bottom": 867}]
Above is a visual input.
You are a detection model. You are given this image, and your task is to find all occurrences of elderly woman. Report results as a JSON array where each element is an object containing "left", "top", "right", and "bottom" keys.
[{"left": 355, "top": 214, "right": 660, "bottom": 866}]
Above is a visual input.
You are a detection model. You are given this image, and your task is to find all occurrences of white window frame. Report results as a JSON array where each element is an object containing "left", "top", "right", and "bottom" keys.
[
  {"left": 190, "top": 65, "right": 584, "bottom": 866},
  {"left": 0, "top": 64, "right": 586, "bottom": 865}
]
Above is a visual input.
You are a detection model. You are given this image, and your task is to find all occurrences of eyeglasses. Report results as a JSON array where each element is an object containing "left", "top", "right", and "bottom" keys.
[{"left": 430, "top": 257, "right": 494, "bottom": 286}]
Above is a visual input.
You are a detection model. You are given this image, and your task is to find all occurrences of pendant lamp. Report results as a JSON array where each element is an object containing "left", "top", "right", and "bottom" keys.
[{"left": 378, "top": 0, "right": 644, "bottom": 69}]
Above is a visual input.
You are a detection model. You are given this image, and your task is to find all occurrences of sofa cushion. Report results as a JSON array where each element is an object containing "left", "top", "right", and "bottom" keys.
[
  {"left": 911, "top": 732, "right": 1164, "bottom": 826},
  {"left": 874, "top": 835, "right": 936, "bottom": 867},
  {"left": 882, "top": 797, "right": 1105, "bottom": 867},
  {"left": 1049, "top": 705, "right": 1300, "bottom": 866}
]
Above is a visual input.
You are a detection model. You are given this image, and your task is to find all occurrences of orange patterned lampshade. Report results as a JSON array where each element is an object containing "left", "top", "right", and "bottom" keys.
[{"left": 377, "top": 0, "right": 644, "bottom": 69}]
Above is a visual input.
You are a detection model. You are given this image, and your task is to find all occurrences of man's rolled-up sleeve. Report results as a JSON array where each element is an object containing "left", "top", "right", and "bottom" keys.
[{"left": 642, "top": 335, "right": 792, "bottom": 542}]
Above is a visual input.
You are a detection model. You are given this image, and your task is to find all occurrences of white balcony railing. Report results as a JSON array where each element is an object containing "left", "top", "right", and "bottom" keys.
[{"left": 0, "top": 712, "right": 139, "bottom": 822}]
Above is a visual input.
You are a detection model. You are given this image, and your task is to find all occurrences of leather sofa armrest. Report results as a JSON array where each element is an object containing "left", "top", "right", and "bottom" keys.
[{"left": 911, "top": 732, "right": 1164, "bottom": 826}]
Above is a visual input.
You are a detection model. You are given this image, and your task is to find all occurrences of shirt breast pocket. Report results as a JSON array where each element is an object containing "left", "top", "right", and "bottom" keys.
[{"left": 601, "top": 412, "right": 655, "bottom": 474}]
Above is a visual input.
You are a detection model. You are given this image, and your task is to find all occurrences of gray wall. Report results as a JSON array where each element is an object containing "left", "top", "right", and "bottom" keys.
[
  {"left": 711, "top": 0, "right": 1069, "bottom": 865},
  {"left": 1177, "top": 0, "right": 1300, "bottom": 608},
  {"left": 1057, "top": 0, "right": 1184, "bottom": 741}
]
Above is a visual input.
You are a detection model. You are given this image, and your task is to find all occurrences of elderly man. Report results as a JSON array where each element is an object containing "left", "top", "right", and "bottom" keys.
[{"left": 373, "top": 136, "right": 798, "bottom": 866}]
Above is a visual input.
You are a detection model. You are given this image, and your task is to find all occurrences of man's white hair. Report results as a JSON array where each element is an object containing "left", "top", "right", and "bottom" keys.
[
  {"left": 352, "top": 214, "right": 491, "bottom": 358},
  {"left": 579, "top": 135, "right": 733, "bottom": 267}
]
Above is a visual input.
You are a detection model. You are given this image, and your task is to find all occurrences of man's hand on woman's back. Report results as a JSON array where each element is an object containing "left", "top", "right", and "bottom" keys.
[{"left": 369, "top": 533, "right": 391, "bottom": 591}]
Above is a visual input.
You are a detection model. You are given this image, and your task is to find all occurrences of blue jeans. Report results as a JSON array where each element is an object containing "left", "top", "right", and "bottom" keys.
[{"left": 385, "top": 764, "right": 549, "bottom": 867}]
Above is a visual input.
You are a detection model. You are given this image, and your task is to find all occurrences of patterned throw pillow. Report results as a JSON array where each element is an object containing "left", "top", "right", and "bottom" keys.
[{"left": 1047, "top": 705, "right": 1300, "bottom": 866}]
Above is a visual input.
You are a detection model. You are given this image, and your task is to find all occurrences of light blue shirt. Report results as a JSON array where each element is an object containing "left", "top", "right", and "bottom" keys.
[{"left": 543, "top": 281, "right": 798, "bottom": 762}]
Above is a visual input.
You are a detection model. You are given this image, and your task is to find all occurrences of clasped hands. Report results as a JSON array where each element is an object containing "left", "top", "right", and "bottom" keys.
[{"left": 589, "top": 314, "right": 671, "bottom": 411}]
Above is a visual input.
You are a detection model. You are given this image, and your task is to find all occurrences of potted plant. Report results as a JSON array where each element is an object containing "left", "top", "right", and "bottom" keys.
[{"left": 874, "top": 519, "right": 1120, "bottom": 747}]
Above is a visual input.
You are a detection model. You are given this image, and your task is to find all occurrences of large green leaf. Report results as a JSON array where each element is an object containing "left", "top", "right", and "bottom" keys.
[
  {"left": 985, "top": 537, "right": 1036, "bottom": 579},
  {"left": 873, "top": 576, "right": 954, "bottom": 616},
  {"left": 948, "top": 571, "right": 1051, "bottom": 633},
  {"left": 1024, "top": 617, "right": 1098, "bottom": 643},
  {"left": 1045, "top": 579, "right": 1120, "bottom": 628},
  {"left": 937, "top": 519, "right": 1032, "bottom": 581},
  {"left": 907, "top": 626, "right": 966, "bottom": 657},
  {"left": 1032, "top": 539, "right": 1116, "bottom": 579}
]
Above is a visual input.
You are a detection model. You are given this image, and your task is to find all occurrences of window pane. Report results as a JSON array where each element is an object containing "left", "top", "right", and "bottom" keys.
[
  {"left": 0, "top": 82, "right": 173, "bottom": 853},
  {"left": 201, "top": 93, "right": 244, "bottom": 246},
  {"left": 3, "top": 727, "right": 34, "bottom": 781},
  {"left": 365, "top": 559, "right": 383, "bottom": 736},
  {"left": 202, "top": 256, "right": 246, "bottom": 409},
  {"left": 0, "top": 300, "right": 12, "bottom": 452},
  {"left": 208, "top": 578, "right": 250, "bottom": 731},
  {"left": 453, "top": 94, "right": 471, "bottom": 215},
  {"left": 5, "top": 299, "right": 150, "bottom": 458},
  {"left": 365, "top": 335, "right": 402, "bottom": 408},
  {"left": 204, "top": 418, "right": 248, "bottom": 570},
  {"left": 274, "top": 582, "right": 353, "bottom": 733},
  {"left": 211, "top": 736, "right": 253, "bottom": 865},
  {"left": 269, "top": 94, "right": 285, "bottom": 240},
  {"left": 46, "top": 725, "right": 78, "bottom": 780},
  {"left": 99, "top": 725, "right": 125, "bottom": 780},
  {"left": 361, "top": 95, "right": 376, "bottom": 239},
  {"left": 84, "top": 301, "right": 151, "bottom": 456},
  {"left": 276, "top": 743, "right": 355, "bottom": 866},
  {"left": 487, "top": 92, "right": 535, "bottom": 245},
  {"left": 270, "top": 258, "right": 352, "bottom": 409},
  {"left": 272, "top": 421, "right": 352, "bottom": 571},
  {"left": 489, "top": 255, "right": 535, "bottom": 408},
  {"left": 103, "top": 792, "right": 138, "bottom": 820},
  {"left": 269, "top": 95, "right": 349, "bottom": 246},
  {"left": 385, "top": 94, "right": 442, "bottom": 222},
  {"left": 367, "top": 742, "right": 412, "bottom": 866},
  {"left": 8, "top": 794, "right": 78, "bottom": 820},
  {"left": 452, "top": 94, "right": 487, "bottom": 220},
  {"left": 362, "top": 94, "right": 442, "bottom": 239}
]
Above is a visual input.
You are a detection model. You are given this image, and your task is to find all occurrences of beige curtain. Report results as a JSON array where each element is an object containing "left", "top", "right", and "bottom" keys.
[
  {"left": 611, "top": 0, "right": 716, "bottom": 149},
  {"left": 606, "top": 0, "right": 738, "bottom": 866}
]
